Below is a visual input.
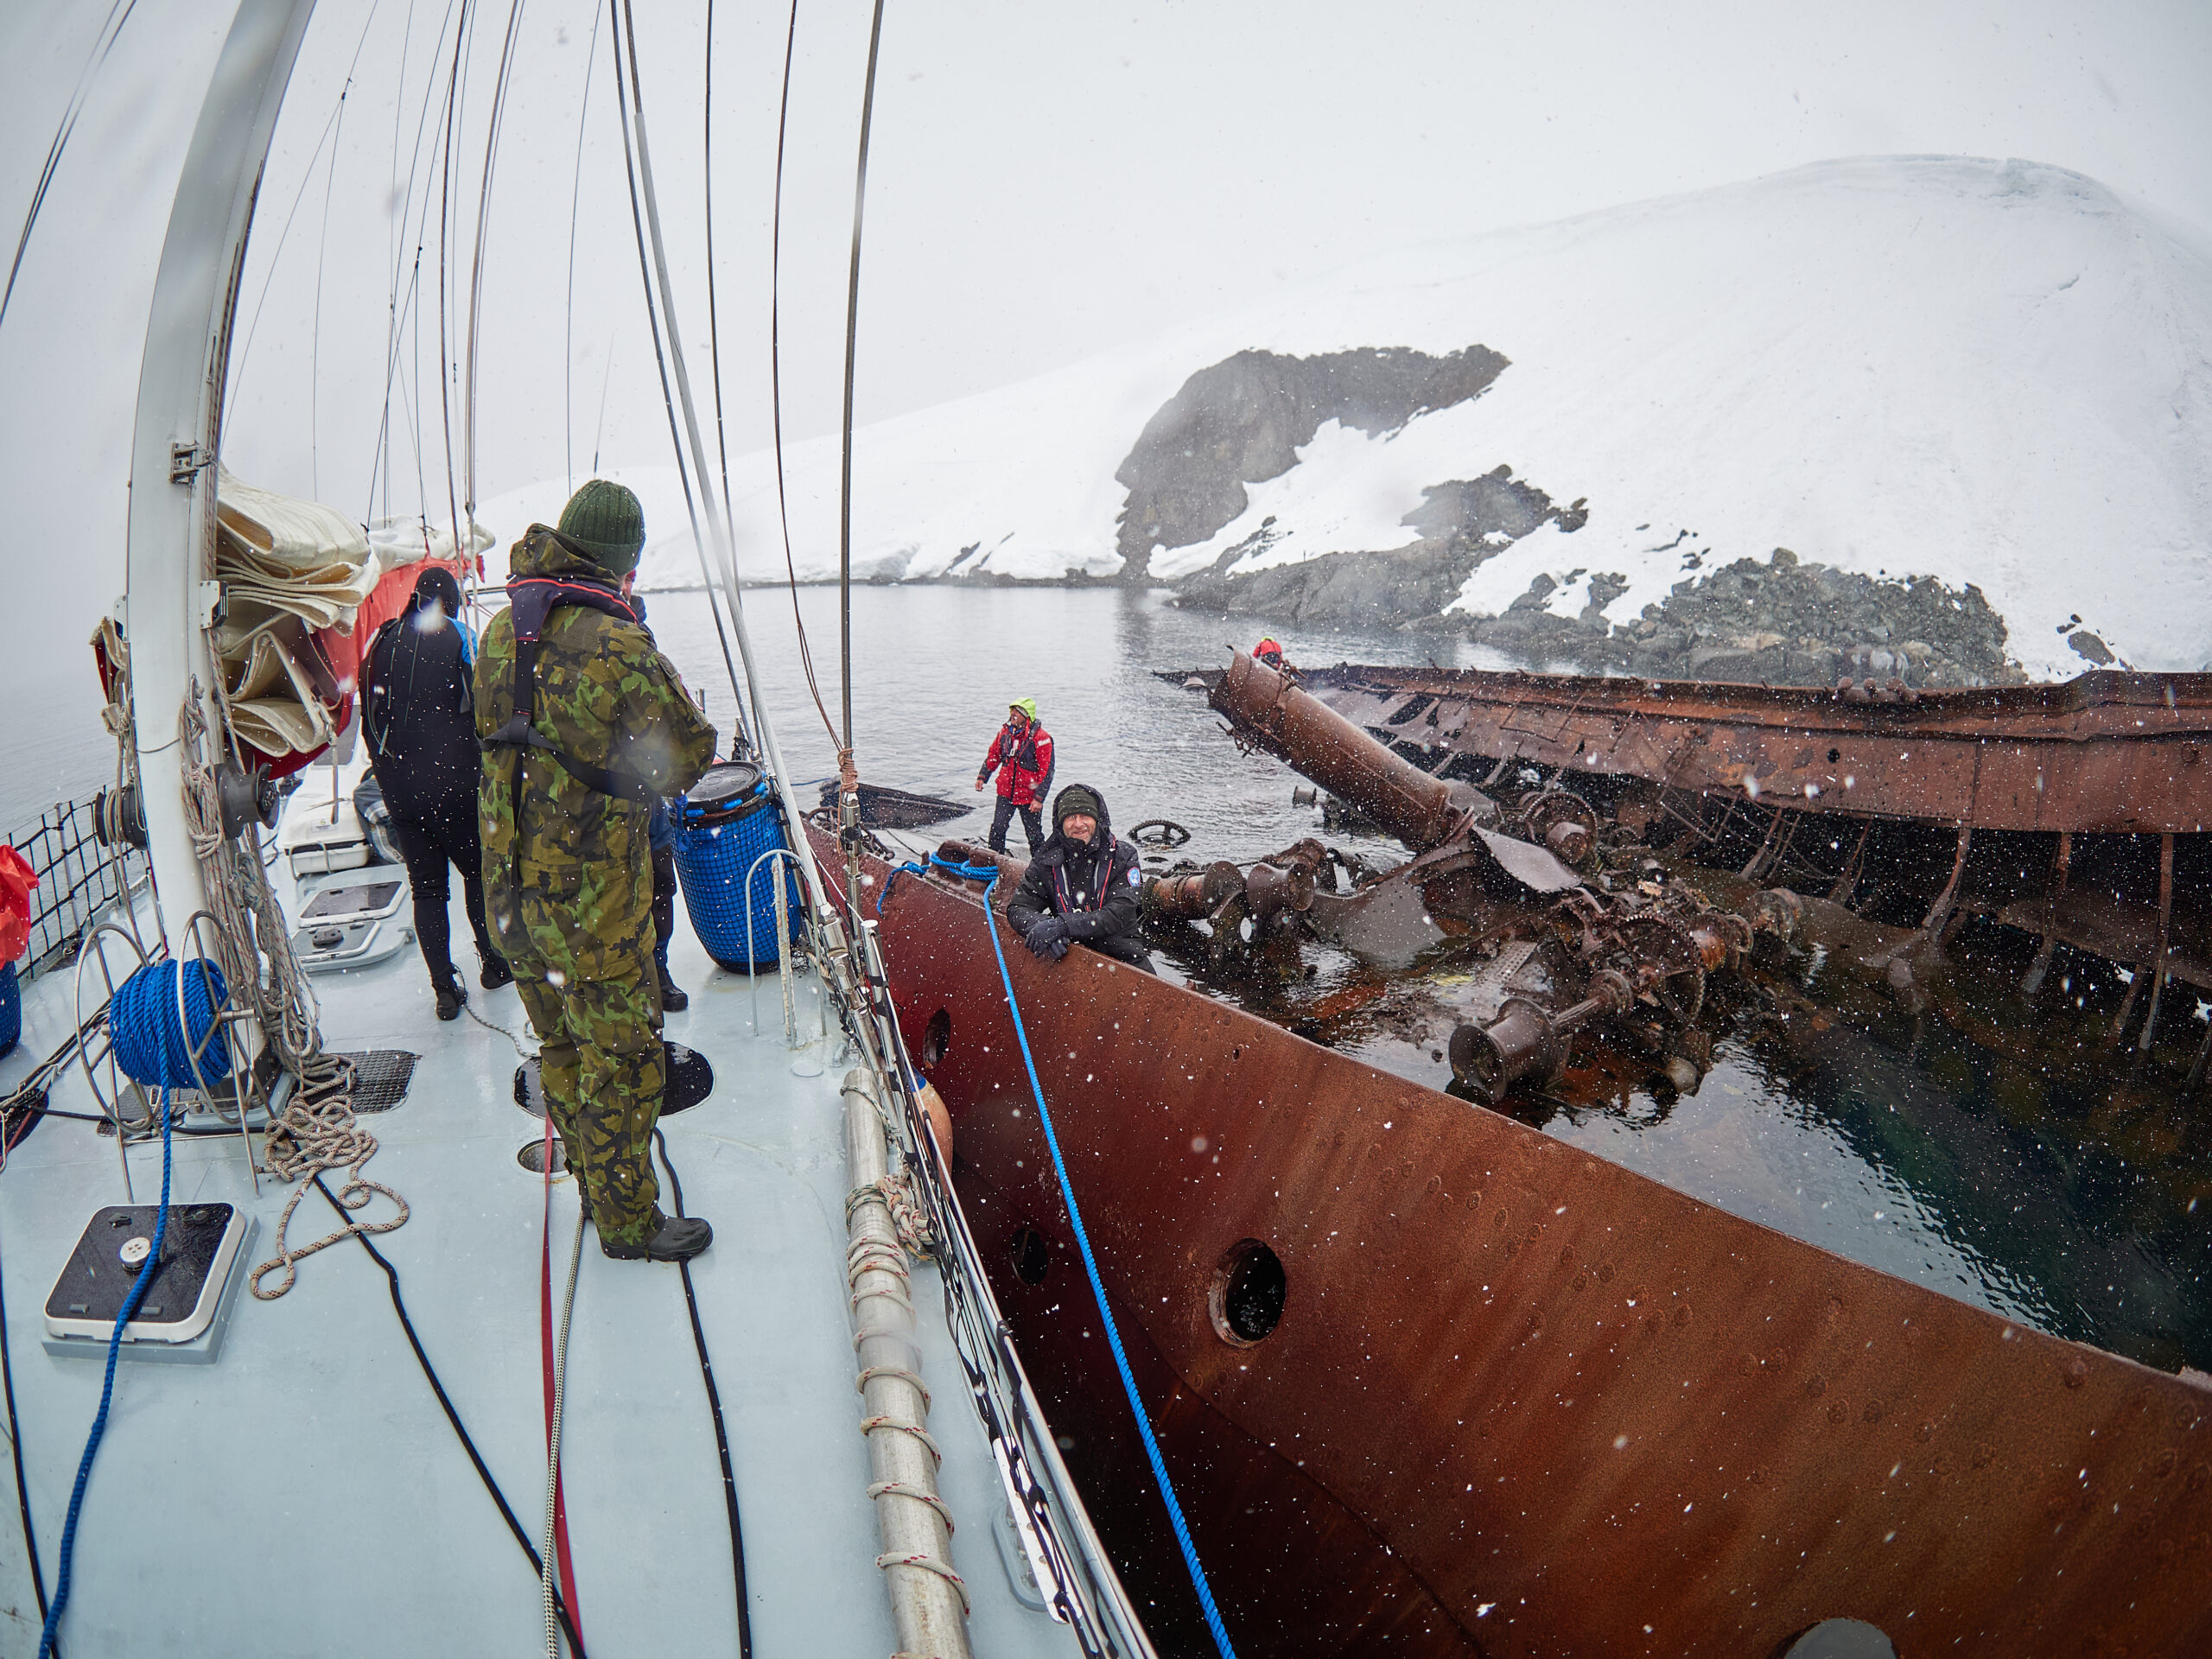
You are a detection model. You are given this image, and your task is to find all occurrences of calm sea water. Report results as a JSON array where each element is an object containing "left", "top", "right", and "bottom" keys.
[{"left": 12, "top": 583, "right": 2204, "bottom": 1370}]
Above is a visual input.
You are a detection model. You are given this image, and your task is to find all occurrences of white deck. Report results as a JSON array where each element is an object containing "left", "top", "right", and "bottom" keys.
[{"left": 0, "top": 885, "right": 1080, "bottom": 1656}]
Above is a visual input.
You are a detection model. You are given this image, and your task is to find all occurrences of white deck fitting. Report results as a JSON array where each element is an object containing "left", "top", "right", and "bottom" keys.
[{"left": 0, "top": 899, "right": 1084, "bottom": 1657}]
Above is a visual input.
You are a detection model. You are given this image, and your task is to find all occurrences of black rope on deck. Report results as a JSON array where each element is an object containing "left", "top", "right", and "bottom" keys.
[
  {"left": 1, "top": 1224, "right": 54, "bottom": 1643},
  {"left": 315, "top": 1176, "right": 587, "bottom": 1658},
  {"left": 652, "top": 1128, "right": 753, "bottom": 1656}
]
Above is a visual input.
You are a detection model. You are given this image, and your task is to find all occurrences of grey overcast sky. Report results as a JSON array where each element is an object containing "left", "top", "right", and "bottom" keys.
[{"left": 1, "top": 0, "right": 2209, "bottom": 620}]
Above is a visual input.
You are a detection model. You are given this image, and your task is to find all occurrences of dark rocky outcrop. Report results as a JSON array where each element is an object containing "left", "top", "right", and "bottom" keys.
[
  {"left": 1176, "top": 465, "right": 1570, "bottom": 628},
  {"left": 1446, "top": 550, "right": 2017, "bottom": 686},
  {"left": 1112, "top": 345, "right": 1508, "bottom": 582}
]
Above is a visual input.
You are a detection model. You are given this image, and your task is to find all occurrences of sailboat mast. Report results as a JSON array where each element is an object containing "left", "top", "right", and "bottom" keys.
[{"left": 123, "top": 0, "right": 319, "bottom": 949}]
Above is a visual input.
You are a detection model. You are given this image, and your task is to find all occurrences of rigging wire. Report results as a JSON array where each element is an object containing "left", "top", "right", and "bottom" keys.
[
  {"left": 837, "top": 0, "right": 890, "bottom": 755},
  {"left": 463, "top": 0, "right": 530, "bottom": 522},
  {"left": 0, "top": 0, "right": 138, "bottom": 340},
  {"left": 225, "top": 99, "right": 349, "bottom": 435},
  {"left": 228, "top": 0, "right": 385, "bottom": 438},
  {"left": 563, "top": 0, "right": 607, "bottom": 492},
  {"left": 309, "top": 5, "right": 384, "bottom": 500},
  {"left": 435, "top": 1, "right": 478, "bottom": 575},
  {"left": 591, "top": 331, "right": 616, "bottom": 474},
  {"left": 379, "top": 0, "right": 422, "bottom": 523},
  {"left": 702, "top": 0, "right": 736, "bottom": 539},
  {"left": 767, "top": 0, "right": 841, "bottom": 749},
  {"left": 606, "top": 0, "right": 750, "bottom": 744},
  {"left": 365, "top": 0, "right": 465, "bottom": 525}
]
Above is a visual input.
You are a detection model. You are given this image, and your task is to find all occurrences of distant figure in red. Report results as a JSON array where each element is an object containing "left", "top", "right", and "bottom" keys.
[
  {"left": 1253, "top": 637, "right": 1288, "bottom": 671},
  {"left": 974, "top": 696, "right": 1055, "bottom": 855}
]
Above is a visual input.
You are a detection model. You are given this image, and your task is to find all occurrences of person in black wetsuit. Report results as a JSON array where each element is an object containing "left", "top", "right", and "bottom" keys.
[
  {"left": 1005, "top": 784, "right": 1154, "bottom": 974},
  {"left": 361, "top": 565, "right": 511, "bottom": 1019}
]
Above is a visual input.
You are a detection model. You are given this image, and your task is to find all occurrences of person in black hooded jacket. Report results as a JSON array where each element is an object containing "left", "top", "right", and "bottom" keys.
[
  {"left": 1004, "top": 783, "right": 1154, "bottom": 973},
  {"left": 361, "top": 565, "right": 511, "bottom": 1018}
]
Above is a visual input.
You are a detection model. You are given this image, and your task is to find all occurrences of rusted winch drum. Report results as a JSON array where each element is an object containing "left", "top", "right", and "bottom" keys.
[
  {"left": 1449, "top": 996, "right": 1567, "bottom": 1103},
  {"left": 1243, "top": 861, "right": 1314, "bottom": 920}
]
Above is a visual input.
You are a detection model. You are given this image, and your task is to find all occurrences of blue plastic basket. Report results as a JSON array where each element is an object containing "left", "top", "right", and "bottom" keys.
[
  {"left": 1, "top": 959, "right": 20, "bottom": 1058},
  {"left": 672, "top": 763, "right": 805, "bottom": 972}
]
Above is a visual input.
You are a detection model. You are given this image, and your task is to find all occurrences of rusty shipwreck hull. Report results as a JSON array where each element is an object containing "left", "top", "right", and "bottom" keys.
[
  {"left": 1287, "top": 664, "right": 2212, "bottom": 835},
  {"left": 839, "top": 833, "right": 2212, "bottom": 1658},
  {"left": 1211, "top": 660, "right": 2212, "bottom": 1053}
]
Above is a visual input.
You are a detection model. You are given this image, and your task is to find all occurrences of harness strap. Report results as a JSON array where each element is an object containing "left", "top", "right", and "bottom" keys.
[{"left": 483, "top": 578, "right": 661, "bottom": 807}]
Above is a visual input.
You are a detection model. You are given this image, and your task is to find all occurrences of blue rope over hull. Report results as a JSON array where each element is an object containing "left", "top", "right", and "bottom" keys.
[{"left": 978, "top": 874, "right": 1240, "bottom": 1659}]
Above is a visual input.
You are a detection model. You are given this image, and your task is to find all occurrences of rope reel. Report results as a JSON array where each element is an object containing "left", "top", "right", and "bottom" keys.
[{"left": 108, "top": 960, "right": 232, "bottom": 1092}]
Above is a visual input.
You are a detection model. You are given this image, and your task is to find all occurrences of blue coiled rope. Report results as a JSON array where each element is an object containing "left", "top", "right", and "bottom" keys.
[
  {"left": 877, "top": 853, "right": 1002, "bottom": 915},
  {"left": 38, "top": 960, "right": 226, "bottom": 1658},
  {"left": 108, "top": 959, "right": 232, "bottom": 1092},
  {"left": 979, "top": 876, "right": 1239, "bottom": 1658}
]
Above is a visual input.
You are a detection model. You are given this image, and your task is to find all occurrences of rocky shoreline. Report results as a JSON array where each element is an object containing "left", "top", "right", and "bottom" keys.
[{"left": 1179, "top": 543, "right": 2019, "bottom": 688}]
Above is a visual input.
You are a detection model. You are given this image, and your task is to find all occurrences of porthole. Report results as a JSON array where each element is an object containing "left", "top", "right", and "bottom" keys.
[
  {"left": 1209, "top": 1239, "right": 1287, "bottom": 1346},
  {"left": 1009, "top": 1225, "right": 1051, "bottom": 1287},
  {"left": 922, "top": 1008, "right": 952, "bottom": 1068},
  {"left": 1784, "top": 1619, "right": 1895, "bottom": 1658}
]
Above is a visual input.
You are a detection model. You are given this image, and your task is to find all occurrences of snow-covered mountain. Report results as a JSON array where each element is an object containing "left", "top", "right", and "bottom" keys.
[{"left": 479, "top": 156, "right": 2212, "bottom": 683}]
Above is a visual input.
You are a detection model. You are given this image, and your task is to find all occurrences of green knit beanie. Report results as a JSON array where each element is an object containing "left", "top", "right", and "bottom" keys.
[
  {"left": 1053, "top": 785, "right": 1102, "bottom": 831},
  {"left": 556, "top": 479, "right": 646, "bottom": 574}
]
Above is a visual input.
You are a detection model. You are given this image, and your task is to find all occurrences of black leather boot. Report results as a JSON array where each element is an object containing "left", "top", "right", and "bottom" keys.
[
  {"left": 600, "top": 1206, "right": 712, "bottom": 1262},
  {"left": 657, "top": 962, "right": 688, "bottom": 1013},
  {"left": 434, "top": 969, "right": 466, "bottom": 1021},
  {"left": 480, "top": 953, "right": 514, "bottom": 991}
]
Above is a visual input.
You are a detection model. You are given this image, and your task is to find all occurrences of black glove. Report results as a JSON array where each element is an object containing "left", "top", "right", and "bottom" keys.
[{"left": 1025, "top": 917, "right": 1071, "bottom": 959}]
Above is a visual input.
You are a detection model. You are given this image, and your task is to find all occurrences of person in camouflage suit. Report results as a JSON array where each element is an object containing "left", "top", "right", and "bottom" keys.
[{"left": 475, "top": 480, "right": 719, "bottom": 1260}]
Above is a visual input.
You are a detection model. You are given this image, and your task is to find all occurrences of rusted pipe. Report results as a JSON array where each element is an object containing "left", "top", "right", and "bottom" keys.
[
  {"left": 1243, "top": 861, "right": 1315, "bottom": 920},
  {"left": 1921, "top": 825, "right": 1973, "bottom": 937},
  {"left": 2021, "top": 830, "right": 2072, "bottom": 995},
  {"left": 2135, "top": 832, "right": 2176, "bottom": 1061},
  {"left": 1144, "top": 861, "right": 1243, "bottom": 920},
  {"left": 1210, "top": 651, "right": 1474, "bottom": 854},
  {"left": 1449, "top": 969, "right": 1631, "bottom": 1103}
]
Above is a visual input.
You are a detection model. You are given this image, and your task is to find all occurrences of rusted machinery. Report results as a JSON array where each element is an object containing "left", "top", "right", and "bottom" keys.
[
  {"left": 1446, "top": 887, "right": 1756, "bottom": 1103},
  {"left": 1192, "top": 655, "right": 2212, "bottom": 1087}
]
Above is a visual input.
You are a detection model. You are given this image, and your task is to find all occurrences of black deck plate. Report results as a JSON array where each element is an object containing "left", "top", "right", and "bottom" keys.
[
  {"left": 45, "top": 1204, "right": 236, "bottom": 1327},
  {"left": 514, "top": 1042, "right": 714, "bottom": 1119}
]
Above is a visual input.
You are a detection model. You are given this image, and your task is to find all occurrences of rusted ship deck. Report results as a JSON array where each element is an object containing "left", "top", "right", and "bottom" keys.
[{"left": 1283, "top": 664, "right": 2212, "bottom": 835}]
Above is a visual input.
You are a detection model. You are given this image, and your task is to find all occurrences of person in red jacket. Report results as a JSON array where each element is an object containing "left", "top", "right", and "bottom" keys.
[{"left": 974, "top": 696, "right": 1055, "bottom": 855}]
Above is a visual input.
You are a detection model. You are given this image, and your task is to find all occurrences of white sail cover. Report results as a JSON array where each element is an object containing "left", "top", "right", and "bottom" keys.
[
  {"left": 212, "top": 466, "right": 376, "bottom": 755},
  {"left": 214, "top": 465, "right": 378, "bottom": 631}
]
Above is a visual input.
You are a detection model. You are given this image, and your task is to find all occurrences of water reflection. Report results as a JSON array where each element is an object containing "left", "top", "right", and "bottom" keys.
[{"left": 649, "top": 585, "right": 2211, "bottom": 1372}]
